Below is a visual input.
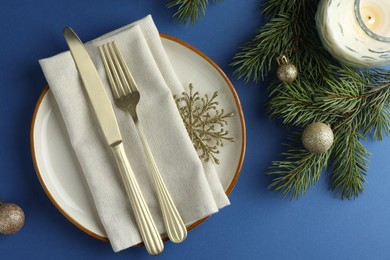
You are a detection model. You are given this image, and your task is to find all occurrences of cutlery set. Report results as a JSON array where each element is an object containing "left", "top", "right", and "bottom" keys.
[{"left": 64, "top": 27, "right": 186, "bottom": 255}]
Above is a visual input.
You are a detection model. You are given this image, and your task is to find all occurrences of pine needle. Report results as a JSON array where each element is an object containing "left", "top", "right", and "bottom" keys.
[
  {"left": 268, "top": 133, "right": 331, "bottom": 200},
  {"left": 330, "top": 125, "right": 369, "bottom": 199},
  {"left": 167, "top": 0, "right": 223, "bottom": 25}
]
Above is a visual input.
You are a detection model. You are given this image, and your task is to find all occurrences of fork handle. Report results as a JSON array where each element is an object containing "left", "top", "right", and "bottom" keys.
[
  {"left": 110, "top": 142, "right": 164, "bottom": 255},
  {"left": 136, "top": 123, "right": 187, "bottom": 243}
]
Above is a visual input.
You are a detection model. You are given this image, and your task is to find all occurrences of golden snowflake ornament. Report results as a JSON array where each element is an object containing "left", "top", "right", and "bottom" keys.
[{"left": 174, "top": 84, "right": 235, "bottom": 164}]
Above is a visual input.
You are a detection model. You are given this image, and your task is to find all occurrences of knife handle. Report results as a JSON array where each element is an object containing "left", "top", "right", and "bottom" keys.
[{"left": 110, "top": 142, "right": 164, "bottom": 255}]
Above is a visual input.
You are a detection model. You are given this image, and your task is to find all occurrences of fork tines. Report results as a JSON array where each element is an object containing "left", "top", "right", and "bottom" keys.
[{"left": 99, "top": 41, "right": 138, "bottom": 98}]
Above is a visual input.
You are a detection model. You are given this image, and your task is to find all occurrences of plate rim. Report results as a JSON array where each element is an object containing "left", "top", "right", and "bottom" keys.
[{"left": 30, "top": 33, "right": 246, "bottom": 243}]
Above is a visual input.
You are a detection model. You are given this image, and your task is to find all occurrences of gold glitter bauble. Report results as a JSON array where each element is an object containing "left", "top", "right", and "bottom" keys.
[
  {"left": 276, "top": 55, "right": 298, "bottom": 84},
  {"left": 302, "top": 122, "right": 334, "bottom": 154},
  {"left": 0, "top": 203, "right": 25, "bottom": 235}
]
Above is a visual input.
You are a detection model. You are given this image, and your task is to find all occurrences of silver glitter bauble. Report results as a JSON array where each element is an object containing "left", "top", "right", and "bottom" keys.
[
  {"left": 302, "top": 122, "right": 334, "bottom": 154},
  {"left": 276, "top": 55, "right": 298, "bottom": 84},
  {"left": 0, "top": 202, "right": 25, "bottom": 235}
]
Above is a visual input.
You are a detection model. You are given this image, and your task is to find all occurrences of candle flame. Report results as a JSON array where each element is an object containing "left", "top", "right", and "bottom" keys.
[{"left": 367, "top": 16, "right": 375, "bottom": 25}]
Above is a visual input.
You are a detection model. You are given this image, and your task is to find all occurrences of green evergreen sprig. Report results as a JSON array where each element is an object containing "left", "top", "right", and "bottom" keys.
[
  {"left": 231, "top": 0, "right": 390, "bottom": 199},
  {"left": 268, "top": 133, "right": 331, "bottom": 200},
  {"left": 331, "top": 126, "right": 368, "bottom": 199},
  {"left": 167, "top": 0, "right": 224, "bottom": 25}
]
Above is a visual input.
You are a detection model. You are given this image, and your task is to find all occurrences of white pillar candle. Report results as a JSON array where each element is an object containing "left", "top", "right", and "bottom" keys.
[{"left": 316, "top": 0, "right": 390, "bottom": 67}]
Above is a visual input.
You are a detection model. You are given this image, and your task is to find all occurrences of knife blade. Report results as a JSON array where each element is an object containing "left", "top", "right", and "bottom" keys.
[
  {"left": 63, "top": 27, "right": 121, "bottom": 147},
  {"left": 63, "top": 27, "right": 164, "bottom": 255}
]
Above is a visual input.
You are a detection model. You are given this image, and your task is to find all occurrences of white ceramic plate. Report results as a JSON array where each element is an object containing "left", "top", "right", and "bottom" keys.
[{"left": 31, "top": 35, "right": 246, "bottom": 241}]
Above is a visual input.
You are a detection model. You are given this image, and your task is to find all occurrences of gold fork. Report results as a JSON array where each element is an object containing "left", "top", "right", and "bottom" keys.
[{"left": 99, "top": 41, "right": 187, "bottom": 243}]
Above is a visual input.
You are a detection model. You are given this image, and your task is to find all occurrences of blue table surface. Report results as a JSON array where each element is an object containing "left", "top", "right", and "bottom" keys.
[{"left": 1, "top": 1, "right": 390, "bottom": 259}]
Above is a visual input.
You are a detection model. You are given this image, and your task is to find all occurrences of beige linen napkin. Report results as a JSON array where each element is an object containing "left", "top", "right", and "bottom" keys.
[{"left": 39, "top": 15, "right": 229, "bottom": 252}]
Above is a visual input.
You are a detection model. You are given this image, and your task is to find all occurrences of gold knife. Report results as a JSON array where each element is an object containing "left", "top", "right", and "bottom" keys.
[{"left": 63, "top": 27, "right": 163, "bottom": 255}]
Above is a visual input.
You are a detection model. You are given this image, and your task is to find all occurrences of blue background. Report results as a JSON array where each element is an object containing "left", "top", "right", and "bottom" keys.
[{"left": 1, "top": 1, "right": 390, "bottom": 259}]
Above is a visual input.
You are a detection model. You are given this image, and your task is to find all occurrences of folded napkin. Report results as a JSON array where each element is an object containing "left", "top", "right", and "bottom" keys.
[{"left": 39, "top": 15, "right": 229, "bottom": 252}]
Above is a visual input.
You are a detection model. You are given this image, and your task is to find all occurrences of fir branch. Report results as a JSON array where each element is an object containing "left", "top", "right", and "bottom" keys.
[
  {"left": 268, "top": 74, "right": 390, "bottom": 131},
  {"left": 262, "top": 0, "right": 315, "bottom": 19},
  {"left": 316, "top": 77, "right": 365, "bottom": 126},
  {"left": 231, "top": 0, "right": 390, "bottom": 199},
  {"left": 230, "top": 15, "right": 294, "bottom": 83},
  {"left": 267, "top": 69, "right": 389, "bottom": 199},
  {"left": 267, "top": 80, "right": 335, "bottom": 127},
  {"left": 231, "top": 0, "right": 332, "bottom": 83},
  {"left": 330, "top": 125, "right": 369, "bottom": 199},
  {"left": 267, "top": 133, "right": 331, "bottom": 200},
  {"left": 357, "top": 83, "right": 390, "bottom": 140},
  {"left": 167, "top": 0, "right": 223, "bottom": 25}
]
